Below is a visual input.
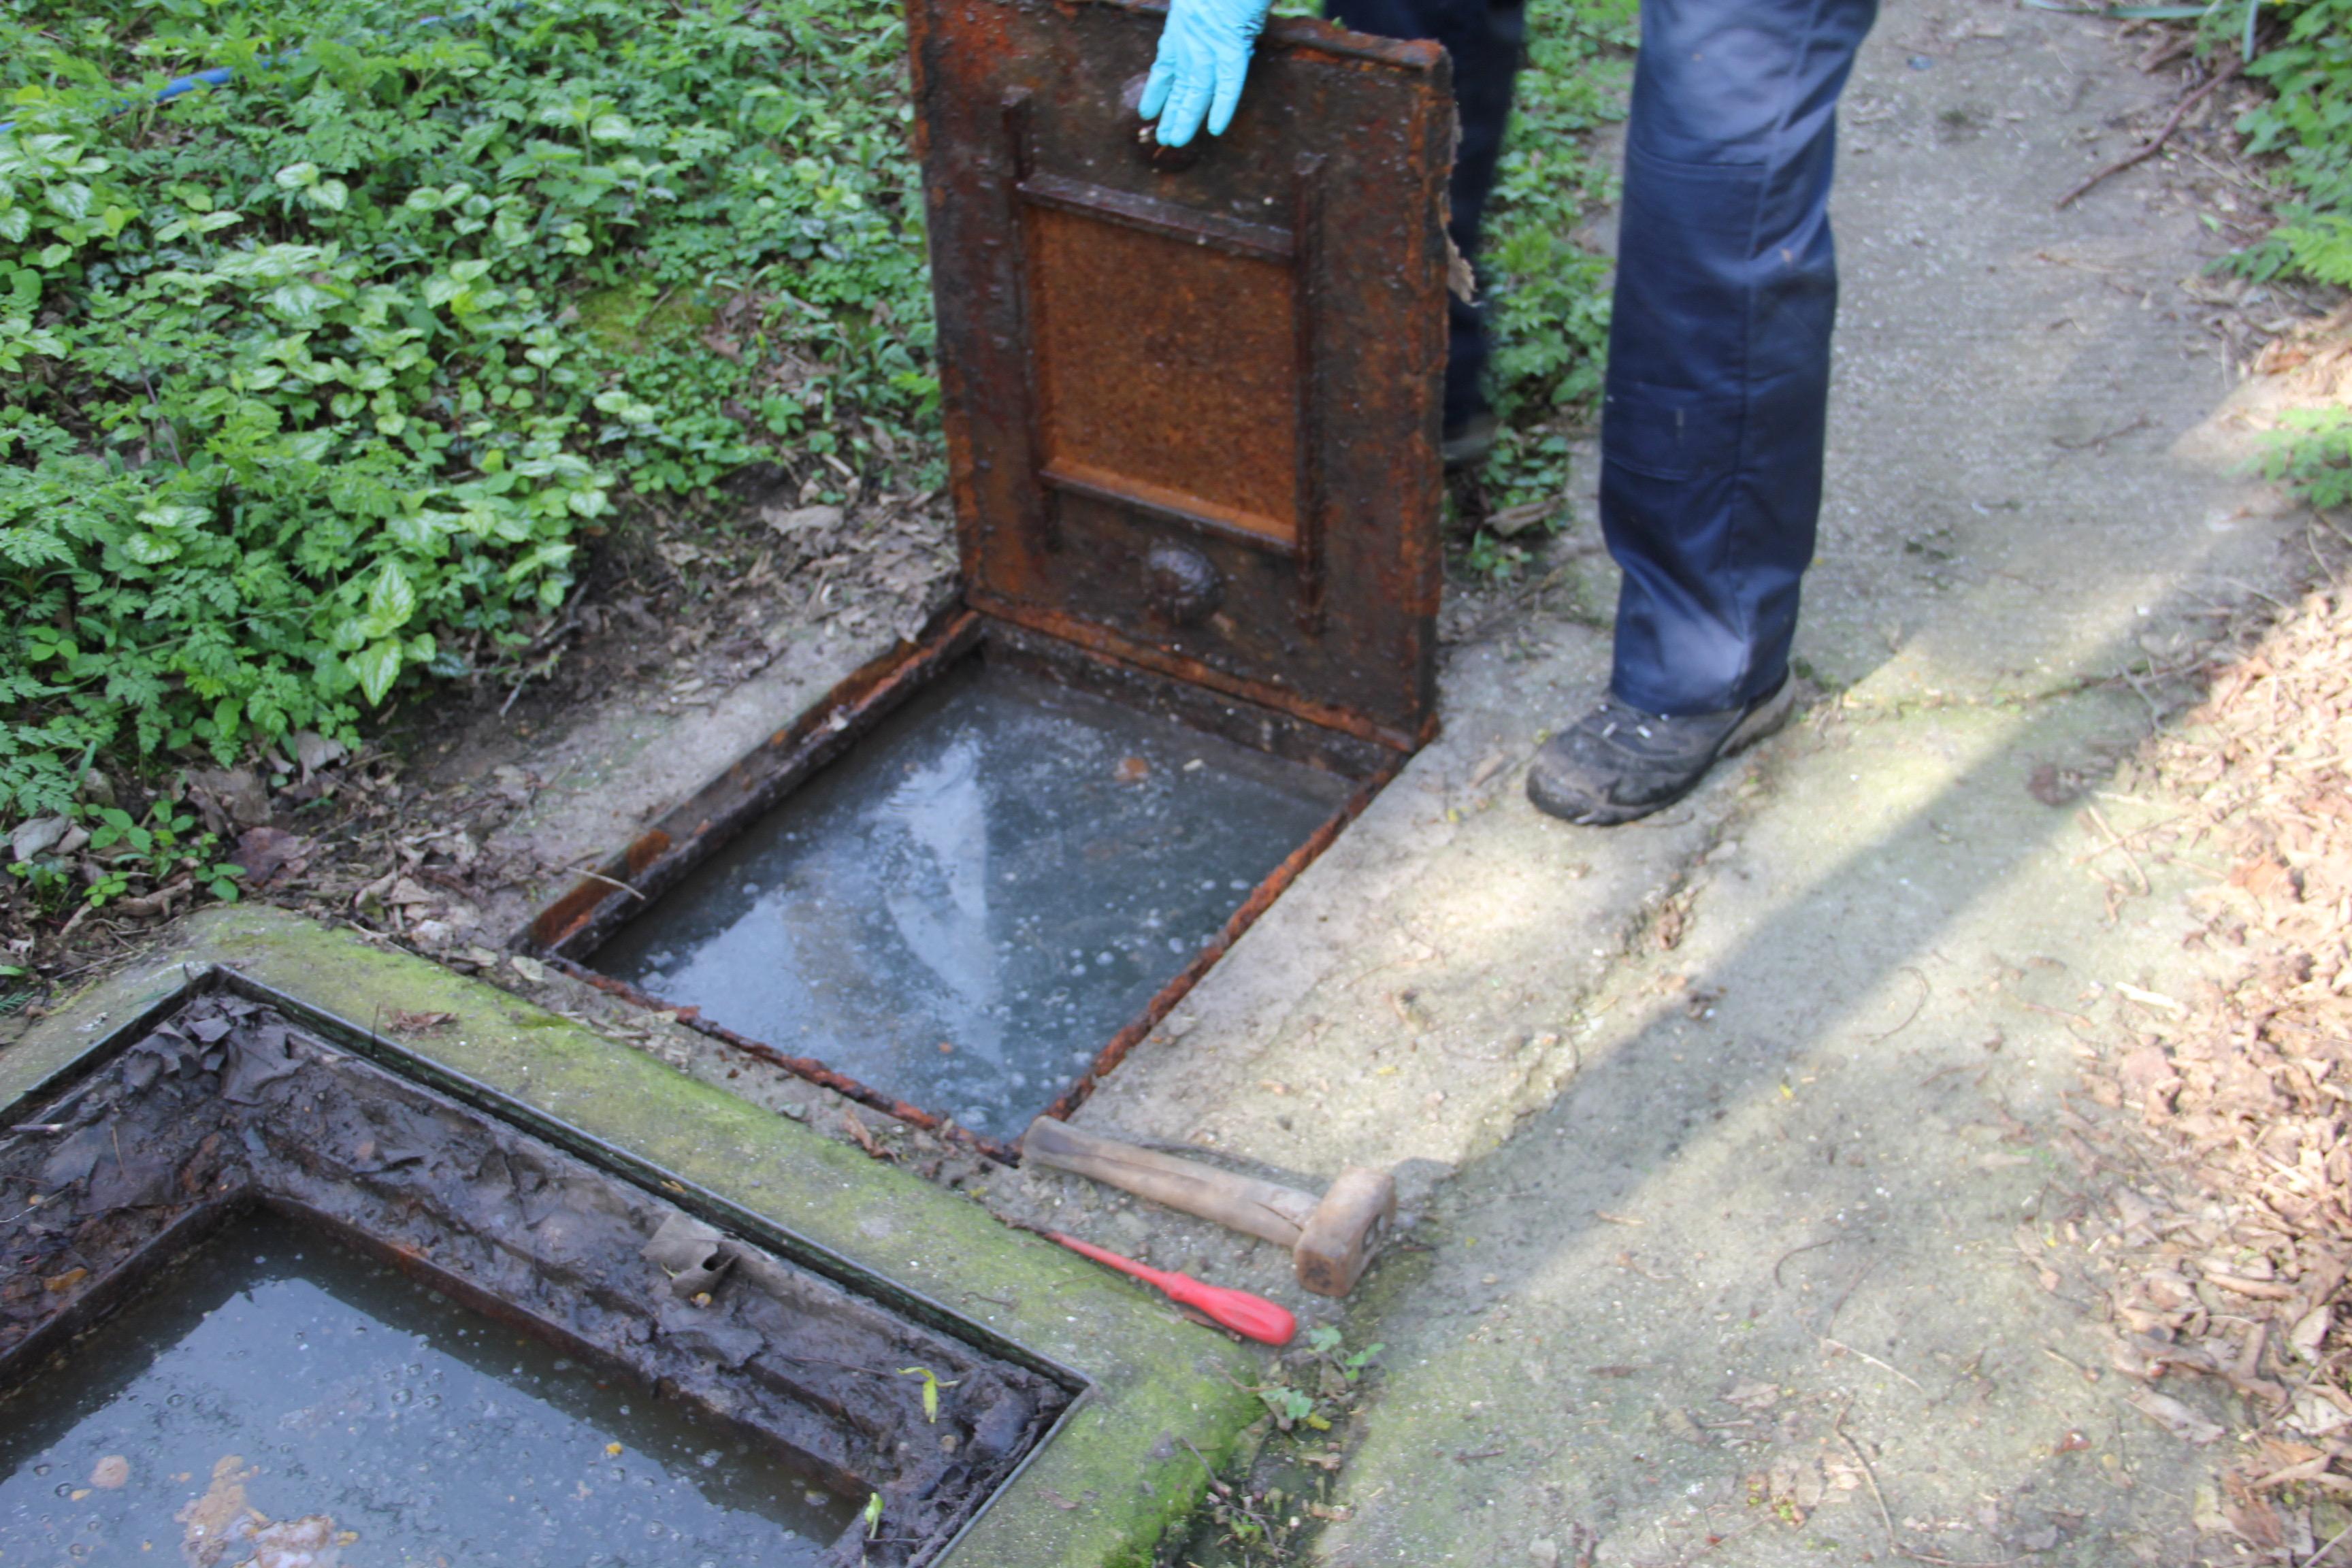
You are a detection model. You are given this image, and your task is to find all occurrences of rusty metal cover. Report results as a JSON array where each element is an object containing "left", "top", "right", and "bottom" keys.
[{"left": 909, "top": 0, "right": 1452, "bottom": 751}]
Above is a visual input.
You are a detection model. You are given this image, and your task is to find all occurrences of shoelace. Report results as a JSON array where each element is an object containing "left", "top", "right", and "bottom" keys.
[{"left": 1586, "top": 696, "right": 1660, "bottom": 743}]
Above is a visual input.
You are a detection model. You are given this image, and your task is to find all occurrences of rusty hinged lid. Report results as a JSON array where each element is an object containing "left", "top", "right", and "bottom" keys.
[{"left": 909, "top": 0, "right": 1452, "bottom": 753}]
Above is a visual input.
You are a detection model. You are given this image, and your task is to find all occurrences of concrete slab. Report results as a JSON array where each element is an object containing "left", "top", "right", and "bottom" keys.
[
  {"left": 1017, "top": 0, "right": 2315, "bottom": 1562},
  {"left": 1313, "top": 689, "right": 2240, "bottom": 1566},
  {"left": 0, "top": 905, "right": 1261, "bottom": 1568}
]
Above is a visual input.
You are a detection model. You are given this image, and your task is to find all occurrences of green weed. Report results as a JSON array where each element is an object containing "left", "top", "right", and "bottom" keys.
[
  {"left": 2212, "top": 0, "right": 2352, "bottom": 503},
  {"left": 0, "top": 0, "right": 934, "bottom": 816},
  {"left": 1479, "top": 0, "right": 1635, "bottom": 508},
  {"left": 6, "top": 799, "right": 242, "bottom": 911}
]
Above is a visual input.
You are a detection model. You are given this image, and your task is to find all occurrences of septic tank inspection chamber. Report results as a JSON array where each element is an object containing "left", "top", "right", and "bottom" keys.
[
  {"left": 526, "top": 0, "right": 1452, "bottom": 1154},
  {"left": 0, "top": 970, "right": 1077, "bottom": 1567}
]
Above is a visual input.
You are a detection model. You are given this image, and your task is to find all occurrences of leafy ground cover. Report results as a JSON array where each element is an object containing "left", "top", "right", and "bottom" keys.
[
  {"left": 1, "top": 0, "right": 1634, "bottom": 926},
  {"left": 2223, "top": 0, "right": 2352, "bottom": 499},
  {"left": 1476, "top": 0, "right": 1632, "bottom": 510},
  {"left": 0, "top": 0, "right": 936, "bottom": 828}
]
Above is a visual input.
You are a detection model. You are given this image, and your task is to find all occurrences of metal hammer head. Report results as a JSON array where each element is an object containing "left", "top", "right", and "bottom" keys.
[{"left": 1292, "top": 1166, "right": 1396, "bottom": 1297}]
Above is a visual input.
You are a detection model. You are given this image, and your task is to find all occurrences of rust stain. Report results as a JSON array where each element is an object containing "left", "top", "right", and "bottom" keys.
[
  {"left": 913, "top": 0, "right": 1449, "bottom": 743},
  {"left": 1028, "top": 206, "right": 1301, "bottom": 542}
]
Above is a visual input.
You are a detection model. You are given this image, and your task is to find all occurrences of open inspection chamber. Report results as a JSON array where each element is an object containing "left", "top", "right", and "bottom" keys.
[{"left": 525, "top": 0, "right": 1455, "bottom": 1156}]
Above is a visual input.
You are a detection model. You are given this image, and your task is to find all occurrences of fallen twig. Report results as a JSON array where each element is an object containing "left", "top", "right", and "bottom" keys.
[
  {"left": 1773, "top": 1236, "right": 1841, "bottom": 1286},
  {"left": 1823, "top": 1336, "right": 1927, "bottom": 1393},
  {"left": 1835, "top": 1403, "right": 2027, "bottom": 1568},
  {"left": 2310, "top": 1517, "right": 2352, "bottom": 1567},
  {"left": 1865, "top": 966, "right": 1932, "bottom": 1044},
  {"left": 2057, "top": 61, "right": 2242, "bottom": 209},
  {"left": 2081, "top": 804, "right": 2152, "bottom": 895}
]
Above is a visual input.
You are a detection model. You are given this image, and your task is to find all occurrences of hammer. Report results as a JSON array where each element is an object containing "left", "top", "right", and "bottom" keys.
[{"left": 1020, "top": 1116, "right": 1394, "bottom": 1297}]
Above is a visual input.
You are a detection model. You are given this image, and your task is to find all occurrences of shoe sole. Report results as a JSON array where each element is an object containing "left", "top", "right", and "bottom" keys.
[{"left": 1533, "top": 679, "right": 1798, "bottom": 827}]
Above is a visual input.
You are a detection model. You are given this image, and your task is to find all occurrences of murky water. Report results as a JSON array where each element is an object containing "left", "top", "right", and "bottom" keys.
[
  {"left": 596, "top": 663, "right": 1352, "bottom": 1132},
  {"left": 0, "top": 1211, "right": 856, "bottom": 1566}
]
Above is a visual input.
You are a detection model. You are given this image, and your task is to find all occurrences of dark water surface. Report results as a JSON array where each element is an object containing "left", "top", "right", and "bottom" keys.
[
  {"left": 0, "top": 1211, "right": 856, "bottom": 1566},
  {"left": 595, "top": 664, "right": 1352, "bottom": 1132}
]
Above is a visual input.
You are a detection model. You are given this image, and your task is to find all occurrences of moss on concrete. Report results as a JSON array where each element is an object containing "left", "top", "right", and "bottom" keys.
[{"left": 0, "top": 906, "right": 1261, "bottom": 1567}]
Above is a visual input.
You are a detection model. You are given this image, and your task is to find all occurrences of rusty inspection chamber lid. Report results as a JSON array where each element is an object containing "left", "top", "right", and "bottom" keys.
[
  {"left": 523, "top": 0, "right": 1452, "bottom": 1158},
  {"left": 915, "top": 0, "right": 1453, "bottom": 753}
]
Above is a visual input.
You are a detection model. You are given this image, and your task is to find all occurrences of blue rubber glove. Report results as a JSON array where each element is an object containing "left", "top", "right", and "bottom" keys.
[{"left": 1137, "top": 0, "right": 1273, "bottom": 148}]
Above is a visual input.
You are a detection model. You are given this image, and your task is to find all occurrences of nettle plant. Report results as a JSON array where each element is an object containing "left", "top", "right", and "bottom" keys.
[{"left": 0, "top": 0, "right": 936, "bottom": 817}]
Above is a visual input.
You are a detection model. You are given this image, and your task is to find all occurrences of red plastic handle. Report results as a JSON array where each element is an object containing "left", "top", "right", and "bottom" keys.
[{"left": 1048, "top": 1231, "right": 1296, "bottom": 1346}]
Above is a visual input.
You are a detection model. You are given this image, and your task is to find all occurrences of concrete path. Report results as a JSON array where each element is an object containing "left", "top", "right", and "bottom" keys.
[{"left": 1026, "top": 0, "right": 2317, "bottom": 1562}]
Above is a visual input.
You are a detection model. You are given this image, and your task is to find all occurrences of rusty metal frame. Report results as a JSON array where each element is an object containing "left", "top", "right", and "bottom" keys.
[{"left": 919, "top": 0, "right": 1452, "bottom": 744}]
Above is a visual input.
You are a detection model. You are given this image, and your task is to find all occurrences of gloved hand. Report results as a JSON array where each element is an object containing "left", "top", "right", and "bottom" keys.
[{"left": 1137, "top": 0, "right": 1274, "bottom": 148}]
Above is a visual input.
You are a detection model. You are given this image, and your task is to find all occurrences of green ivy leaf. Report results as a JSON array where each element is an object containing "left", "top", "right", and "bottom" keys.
[
  {"left": 365, "top": 562, "right": 418, "bottom": 636},
  {"left": 350, "top": 638, "right": 404, "bottom": 706},
  {"left": 120, "top": 532, "right": 182, "bottom": 565},
  {"left": 44, "top": 182, "right": 92, "bottom": 224}
]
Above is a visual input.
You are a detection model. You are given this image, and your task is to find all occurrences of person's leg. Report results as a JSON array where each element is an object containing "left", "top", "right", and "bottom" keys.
[
  {"left": 1526, "top": 0, "right": 1874, "bottom": 825},
  {"left": 1326, "top": 0, "right": 1523, "bottom": 440},
  {"left": 1601, "top": 0, "right": 1877, "bottom": 716}
]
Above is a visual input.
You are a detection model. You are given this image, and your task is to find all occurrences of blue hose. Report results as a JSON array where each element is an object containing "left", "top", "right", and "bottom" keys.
[
  {"left": 1, "top": 10, "right": 485, "bottom": 135},
  {"left": 3, "top": 64, "right": 267, "bottom": 137}
]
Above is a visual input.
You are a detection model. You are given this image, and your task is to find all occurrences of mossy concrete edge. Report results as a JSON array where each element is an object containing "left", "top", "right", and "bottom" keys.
[{"left": 0, "top": 905, "right": 1262, "bottom": 1567}]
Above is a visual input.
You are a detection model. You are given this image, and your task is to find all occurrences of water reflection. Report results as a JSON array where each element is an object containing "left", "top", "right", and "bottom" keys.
[
  {"left": 0, "top": 1212, "right": 853, "bottom": 1566},
  {"left": 596, "top": 664, "right": 1351, "bottom": 1130}
]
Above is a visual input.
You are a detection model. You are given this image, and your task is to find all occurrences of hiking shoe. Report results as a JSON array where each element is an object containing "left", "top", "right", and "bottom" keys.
[{"left": 1526, "top": 674, "right": 1795, "bottom": 826}]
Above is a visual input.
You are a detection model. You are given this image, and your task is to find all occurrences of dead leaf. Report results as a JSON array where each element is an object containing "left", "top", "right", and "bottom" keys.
[
  {"left": 385, "top": 876, "right": 438, "bottom": 909},
  {"left": 1444, "top": 232, "right": 1476, "bottom": 303},
  {"left": 291, "top": 730, "right": 346, "bottom": 780},
  {"left": 176, "top": 1455, "right": 257, "bottom": 1568},
  {"left": 508, "top": 954, "right": 548, "bottom": 985},
  {"left": 2223, "top": 1482, "right": 2287, "bottom": 1551},
  {"left": 842, "top": 1107, "right": 889, "bottom": 1160},
  {"left": 2291, "top": 1305, "right": 2333, "bottom": 1360},
  {"left": 229, "top": 826, "right": 312, "bottom": 889},
  {"left": 768, "top": 504, "right": 845, "bottom": 536},
  {"left": 2127, "top": 1388, "right": 2225, "bottom": 1445},
  {"left": 10, "top": 814, "right": 69, "bottom": 864},
  {"left": 188, "top": 767, "right": 273, "bottom": 832},
  {"left": 2231, "top": 854, "right": 2298, "bottom": 901},
  {"left": 1722, "top": 1379, "right": 1782, "bottom": 1411},
  {"left": 2028, "top": 762, "right": 2082, "bottom": 806},
  {"left": 386, "top": 1011, "right": 456, "bottom": 1033},
  {"left": 1113, "top": 756, "right": 1149, "bottom": 785},
  {"left": 43, "top": 1267, "right": 86, "bottom": 1293},
  {"left": 1487, "top": 501, "right": 1554, "bottom": 539}
]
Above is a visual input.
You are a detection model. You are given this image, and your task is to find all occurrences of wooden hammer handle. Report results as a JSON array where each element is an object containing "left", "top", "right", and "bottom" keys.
[{"left": 1022, "top": 1117, "right": 1316, "bottom": 1248}]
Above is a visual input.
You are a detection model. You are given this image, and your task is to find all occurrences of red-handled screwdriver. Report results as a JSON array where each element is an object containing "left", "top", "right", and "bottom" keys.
[{"left": 1046, "top": 1230, "right": 1296, "bottom": 1346}]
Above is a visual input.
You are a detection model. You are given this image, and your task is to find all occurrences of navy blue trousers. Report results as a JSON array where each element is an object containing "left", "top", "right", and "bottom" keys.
[{"left": 1335, "top": 0, "right": 1878, "bottom": 715}]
